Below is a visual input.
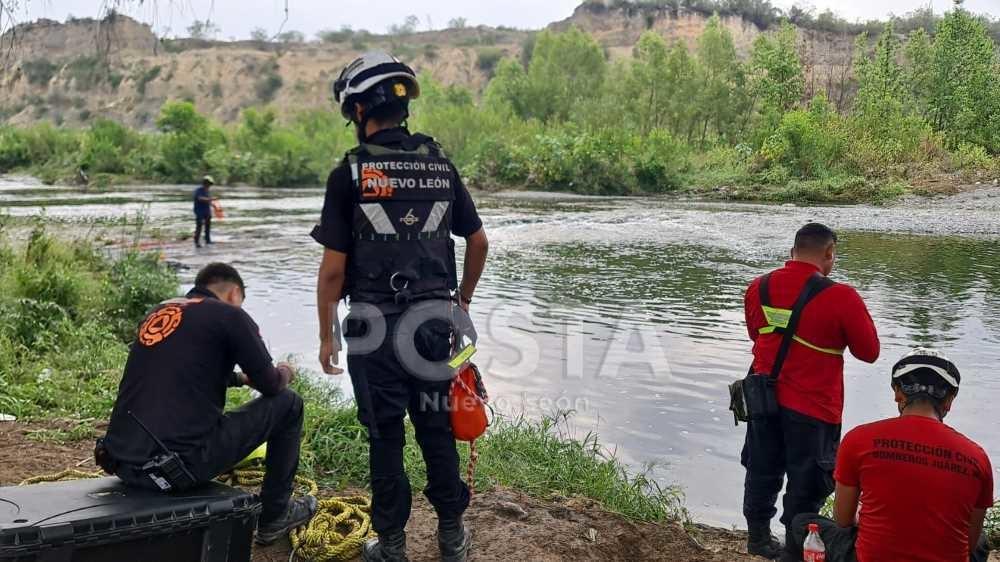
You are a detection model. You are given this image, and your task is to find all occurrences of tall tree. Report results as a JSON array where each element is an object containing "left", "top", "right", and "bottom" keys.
[
  {"left": 852, "top": 24, "right": 927, "bottom": 163},
  {"left": 627, "top": 31, "right": 672, "bottom": 134},
  {"left": 747, "top": 21, "right": 804, "bottom": 137},
  {"left": 749, "top": 22, "right": 803, "bottom": 112},
  {"left": 664, "top": 41, "right": 698, "bottom": 137},
  {"left": 522, "top": 27, "right": 607, "bottom": 123},
  {"left": 927, "top": 5, "right": 1000, "bottom": 151},
  {"left": 693, "top": 14, "right": 747, "bottom": 145},
  {"left": 903, "top": 28, "right": 934, "bottom": 120}
]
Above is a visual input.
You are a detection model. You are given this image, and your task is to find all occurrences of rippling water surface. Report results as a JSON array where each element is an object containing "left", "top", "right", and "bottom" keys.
[{"left": 4, "top": 177, "right": 999, "bottom": 526}]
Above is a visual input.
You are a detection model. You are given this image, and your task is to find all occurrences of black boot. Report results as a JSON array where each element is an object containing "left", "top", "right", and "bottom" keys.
[
  {"left": 362, "top": 530, "right": 408, "bottom": 562},
  {"left": 747, "top": 521, "right": 782, "bottom": 559},
  {"left": 255, "top": 495, "right": 318, "bottom": 545},
  {"left": 438, "top": 517, "right": 472, "bottom": 562}
]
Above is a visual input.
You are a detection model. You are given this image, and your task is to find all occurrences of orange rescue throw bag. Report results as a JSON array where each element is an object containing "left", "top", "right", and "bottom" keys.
[{"left": 449, "top": 363, "right": 488, "bottom": 442}]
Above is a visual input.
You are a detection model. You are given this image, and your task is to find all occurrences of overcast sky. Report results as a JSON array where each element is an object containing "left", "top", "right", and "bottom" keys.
[{"left": 18, "top": 0, "right": 1000, "bottom": 40}]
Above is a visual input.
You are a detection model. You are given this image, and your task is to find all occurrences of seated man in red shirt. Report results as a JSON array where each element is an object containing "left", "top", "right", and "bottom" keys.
[{"left": 784, "top": 349, "right": 994, "bottom": 562}]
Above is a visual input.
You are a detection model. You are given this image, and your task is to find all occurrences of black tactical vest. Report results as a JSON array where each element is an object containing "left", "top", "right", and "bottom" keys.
[{"left": 346, "top": 135, "right": 457, "bottom": 305}]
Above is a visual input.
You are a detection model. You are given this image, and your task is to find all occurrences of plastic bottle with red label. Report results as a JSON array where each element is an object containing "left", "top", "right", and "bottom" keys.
[{"left": 803, "top": 523, "right": 826, "bottom": 562}]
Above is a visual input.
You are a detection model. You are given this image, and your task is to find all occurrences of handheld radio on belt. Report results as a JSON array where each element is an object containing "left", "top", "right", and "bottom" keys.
[{"left": 128, "top": 410, "right": 198, "bottom": 492}]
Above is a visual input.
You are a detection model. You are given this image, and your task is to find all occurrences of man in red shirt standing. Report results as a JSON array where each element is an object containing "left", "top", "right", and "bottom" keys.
[
  {"left": 783, "top": 349, "right": 994, "bottom": 562},
  {"left": 742, "top": 223, "right": 880, "bottom": 558}
]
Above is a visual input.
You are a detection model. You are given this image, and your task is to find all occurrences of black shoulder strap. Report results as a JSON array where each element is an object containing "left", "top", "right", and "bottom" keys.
[
  {"left": 403, "top": 133, "right": 445, "bottom": 157},
  {"left": 768, "top": 273, "right": 834, "bottom": 380}
]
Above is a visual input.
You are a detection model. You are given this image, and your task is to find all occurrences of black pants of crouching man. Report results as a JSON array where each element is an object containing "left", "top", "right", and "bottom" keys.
[
  {"left": 117, "top": 389, "right": 304, "bottom": 526},
  {"left": 346, "top": 313, "right": 471, "bottom": 535},
  {"left": 785, "top": 513, "right": 993, "bottom": 562},
  {"left": 742, "top": 407, "right": 841, "bottom": 542}
]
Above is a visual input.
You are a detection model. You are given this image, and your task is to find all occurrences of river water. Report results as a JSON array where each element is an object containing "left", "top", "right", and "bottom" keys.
[{"left": 3, "top": 176, "right": 999, "bottom": 527}]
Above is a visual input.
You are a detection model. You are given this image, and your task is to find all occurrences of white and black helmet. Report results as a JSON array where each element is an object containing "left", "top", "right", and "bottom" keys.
[
  {"left": 891, "top": 347, "right": 961, "bottom": 399},
  {"left": 333, "top": 51, "right": 420, "bottom": 120}
]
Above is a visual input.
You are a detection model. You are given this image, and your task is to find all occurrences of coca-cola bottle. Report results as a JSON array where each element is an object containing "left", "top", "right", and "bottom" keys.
[{"left": 803, "top": 523, "right": 826, "bottom": 562}]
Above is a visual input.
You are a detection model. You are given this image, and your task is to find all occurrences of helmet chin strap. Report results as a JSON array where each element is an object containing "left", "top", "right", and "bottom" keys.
[
  {"left": 356, "top": 115, "right": 371, "bottom": 144},
  {"left": 353, "top": 104, "right": 373, "bottom": 144}
]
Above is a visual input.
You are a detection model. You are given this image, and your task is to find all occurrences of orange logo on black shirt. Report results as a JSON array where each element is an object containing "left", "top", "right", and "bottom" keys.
[
  {"left": 362, "top": 167, "right": 394, "bottom": 199},
  {"left": 138, "top": 305, "right": 184, "bottom": 347}
]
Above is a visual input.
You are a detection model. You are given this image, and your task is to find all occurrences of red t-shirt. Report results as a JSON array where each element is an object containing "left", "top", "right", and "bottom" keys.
[
  {"left": 745, "top": 260, "right": 880, "bottom": 423},
  {"left": 835, "top": 416, "right": 995, "bottom": 562}
]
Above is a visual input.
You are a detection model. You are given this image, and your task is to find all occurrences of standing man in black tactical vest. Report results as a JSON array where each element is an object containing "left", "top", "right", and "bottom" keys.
[{"left": 311, "top": 52, "right": 489, "bottom": 562}]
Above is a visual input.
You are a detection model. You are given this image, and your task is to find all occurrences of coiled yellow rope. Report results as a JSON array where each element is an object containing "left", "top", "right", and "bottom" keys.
[
  {"left": 19, "top": 467, "right": 375, "bottom": 562},
  {"left": 217, "top": 468, "right": 375, "bottom": 562}
]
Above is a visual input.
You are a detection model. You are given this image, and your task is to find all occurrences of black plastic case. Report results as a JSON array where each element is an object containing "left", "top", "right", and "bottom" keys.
[{"left": 0, "top": 477, "right": 259, "bottom": 562}]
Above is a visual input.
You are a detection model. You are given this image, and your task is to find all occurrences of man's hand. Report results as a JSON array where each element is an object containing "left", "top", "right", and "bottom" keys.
[
  {"left": 276, "top": 362, "right": 296, "bottom": 386},
  {"left": 319, "top": 339, "right": 344, "bottom": 375}
]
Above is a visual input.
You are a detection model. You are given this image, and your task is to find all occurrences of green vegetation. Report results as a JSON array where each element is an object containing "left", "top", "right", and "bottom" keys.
[
  {"left": 65, "top": 56, "right": 106, "bottom": 91},
  {"left": 316, "top": 26, "right": 356, "bottom": 43},
  {"left": 0, "top": 102, "right": 353, "bottom": 186},
  {"left": 585, "top": 0, "right": 1000, "bottom": 42},
  {"left": 21, "top": 59, "right": 58, "bottom": 86},
  {"left": 0, "top": 229, "right": 683, "bottom": 523},
  {"left": 134, "top": 65, "right": 162, "bottom": 97},
  {"left": 3, "top": 5, "right": 998, "bottom": 201},
  {"left": 0, "top": 224, "right": 177, "bottom": 420},
  {"left": 254, "top": 60, "right": 283, "bottom": 103},
  {"left": 476, "top": 47, "right": 505, "bottom": 75}
]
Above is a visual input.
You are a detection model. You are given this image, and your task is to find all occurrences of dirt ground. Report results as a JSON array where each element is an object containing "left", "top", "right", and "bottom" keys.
[
  {"left": 3, "top": 421, "right": 994, "bottom": 562},
  {"left": 1, "top": 421, "right": 757, "bottom": 562}
]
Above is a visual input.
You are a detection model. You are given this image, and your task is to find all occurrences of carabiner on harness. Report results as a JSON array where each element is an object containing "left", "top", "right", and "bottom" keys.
[{"left": 390, "top": 271, "right": 413, "bottom": 305}]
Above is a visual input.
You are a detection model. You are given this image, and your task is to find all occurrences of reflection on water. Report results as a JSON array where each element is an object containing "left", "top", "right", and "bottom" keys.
[{"left": 4, "top": 177, "right": 999, "bottom": 527}]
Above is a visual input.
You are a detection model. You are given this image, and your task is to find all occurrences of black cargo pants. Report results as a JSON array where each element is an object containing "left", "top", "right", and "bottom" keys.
[
  {"left": 742, "top": 407, "right": 840, "bottom": 540},
  {"left": 117, "top": 389, "right": 304, "bottom": 525},
  {"left": 785, "top": 513, "right": 992, "bottom": 562},
  {"left": 346, "top": 313, "right": 471, "bottom": 535}
]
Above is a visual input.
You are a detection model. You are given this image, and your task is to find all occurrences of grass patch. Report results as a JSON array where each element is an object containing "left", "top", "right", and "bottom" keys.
[
  {"left": 0, "top": 224, "right": 178, "bottom": 420},
  {"left": 289, "top": 375, "right": 684, "bottom": 522}
]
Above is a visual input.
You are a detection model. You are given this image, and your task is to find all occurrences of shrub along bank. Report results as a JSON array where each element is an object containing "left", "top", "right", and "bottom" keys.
[
  {"left": 0, "top": 226, "right": 683, "bottom": 522},
  {"left": 2, "top": 6, "right": 999, "bottom": 202}
]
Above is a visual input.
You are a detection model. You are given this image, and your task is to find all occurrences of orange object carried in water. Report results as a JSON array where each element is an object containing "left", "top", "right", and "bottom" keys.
[
  {"left": 212, "top": 201, "right": 225, "bottom": 219},
  {"left": 449, "top": 363, "right": 488, "bottom": 442}
]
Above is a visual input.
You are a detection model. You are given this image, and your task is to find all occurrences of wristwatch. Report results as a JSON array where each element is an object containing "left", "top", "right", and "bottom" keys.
[{"left": 459, "top": 292, "right": 473, "bottom": 305}]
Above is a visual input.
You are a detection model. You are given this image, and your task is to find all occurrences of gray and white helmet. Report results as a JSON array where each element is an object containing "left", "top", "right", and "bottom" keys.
[
  {"left": 333, "top": 51, "right": 420, "bottom": 120},
  {"left": 892, "top": 347, "right": 961, "bottom": 396}
]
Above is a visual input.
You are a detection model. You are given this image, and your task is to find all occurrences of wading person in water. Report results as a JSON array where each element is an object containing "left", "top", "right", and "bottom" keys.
[
  {"left": 741, "top": 223, "right": 880, "bottom": 558},
  {"left": 193, "top": 175, "right": 215, "bottom": 248},
  {"left": 312, "top": 52, "right": 489, "bottom": 562},
  {"left": 783, "top": 349, "right": 993, "bottom": 562}
]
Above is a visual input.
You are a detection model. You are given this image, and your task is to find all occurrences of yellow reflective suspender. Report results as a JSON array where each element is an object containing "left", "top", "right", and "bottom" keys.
[{"left": 758, "top": 273, "right": 844, "bottom": 356}]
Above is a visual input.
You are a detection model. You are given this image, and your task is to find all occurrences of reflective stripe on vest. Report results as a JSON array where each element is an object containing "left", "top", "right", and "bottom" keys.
[{"left": 759, "top": 305, "right": 844, "bottom": 356}]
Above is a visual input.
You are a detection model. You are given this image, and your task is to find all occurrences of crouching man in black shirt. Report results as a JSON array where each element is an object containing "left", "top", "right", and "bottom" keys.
[{"left": 97, "top": 263, "right": 317, "bottom": 545}]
